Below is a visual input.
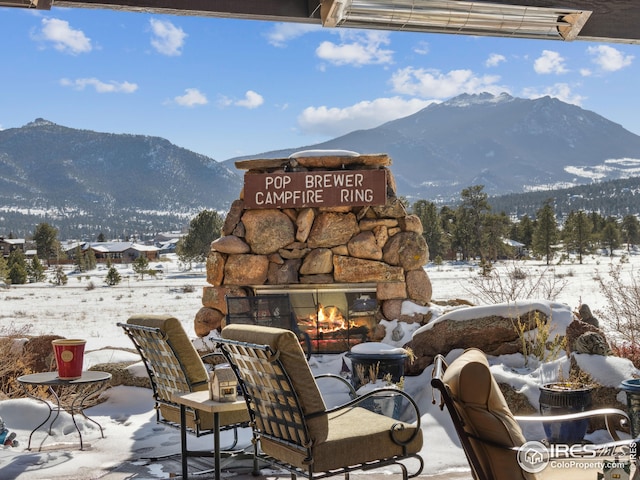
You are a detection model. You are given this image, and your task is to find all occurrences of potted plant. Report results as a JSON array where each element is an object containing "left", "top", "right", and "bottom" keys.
[
  {"left": 355, "top": 366, "right": 405, "bottom": 419},
  {"left": 539, "top": 365, "right": 596, "bottom": 444}
]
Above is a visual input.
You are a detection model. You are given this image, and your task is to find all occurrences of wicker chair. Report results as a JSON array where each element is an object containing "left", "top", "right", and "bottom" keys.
[
  {"left": 217, "top": 324, "right": 424, "bottom": 480},
  {"left": 118, "top": 315, "right": 250, "bottom": 440},
  {"left": 431, "top": 348, "right": 634, "bottom": 480}
]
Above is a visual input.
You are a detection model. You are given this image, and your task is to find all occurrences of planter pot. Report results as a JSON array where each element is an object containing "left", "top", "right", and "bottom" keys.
[
  {"left": 621, "top": 379, "right": 640, "bottom": 438},
  {"left": 346, "top": 351, "right": 407, "bottom": 390},
  {"left": 539, "top": 383, "right": 593, "bottom": 444},
  {"left": 357, "top": 390, "right": 403, "bottom": 419},
  {"left": 52, "top": 338, "right": 86, "bottom": 380}
]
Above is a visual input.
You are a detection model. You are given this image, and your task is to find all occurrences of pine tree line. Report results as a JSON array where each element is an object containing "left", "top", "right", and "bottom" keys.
[{"left": 411, "top": 185, "right": 640, "bottom": 266}]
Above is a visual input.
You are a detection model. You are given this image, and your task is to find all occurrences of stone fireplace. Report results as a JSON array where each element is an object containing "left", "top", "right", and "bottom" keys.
[
  {"left": 196, "top": 152, "right": 433, "bottom": 351},
  {"left": 250, "top": 283, "right": 378, "bottom": 354}
]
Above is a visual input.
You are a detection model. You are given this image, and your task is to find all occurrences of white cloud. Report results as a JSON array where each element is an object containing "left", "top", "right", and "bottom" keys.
[
  {"left": 174, "top": 88, "right": 208, "bottom": 107},
  {"left": 522, "top": 83, "right": 585, "bottom": 106},
  {"left": 236, "top": 91, "right": 264, "bottom": 109},
  {"left": 390, "top": 67, "right": 506, "bottom": 98},
  {"left": 38, "top": 18, "right": 91, "bottom": 55},
  {"left": 149, "top": 18, "right": 187, "bottom": 56},
  {"left": 59, "top": 78, "right": 138, "bottom": 93},
  {"left": 218, "top": 91, "right": 264, "bottom": 109},
  {"left": 298, "top": 96, "right": 434, "bottom": 137},
  {"left": 316, "top": 31, "right": 393, "bottom": 66},
  {"left": 265, "top": 23, "right": 321, "bottom": 47},
  {"left": 486, "top": 53, "right": 506, "bottom": 68},
  {"left": 587, "top": 45, "right": 634, "bottom": 72},
  {"left": 413, "top": 41, "right": 429, "bottom": 55},
  {"left": 534, "top": 50, "right": 568, "bottom": 74},
  {"left": 580, "top": 68, "right": 592, "bottom": 77}
]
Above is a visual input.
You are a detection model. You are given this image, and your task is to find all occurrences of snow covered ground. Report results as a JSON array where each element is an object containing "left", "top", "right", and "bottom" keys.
[{"left": 0, "top": 251, "right": 639, "bottom": 479}]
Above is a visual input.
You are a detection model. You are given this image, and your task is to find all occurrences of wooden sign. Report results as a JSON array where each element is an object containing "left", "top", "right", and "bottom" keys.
[{"left": 244, "top": 169, "right": 387, "bottom": 209}]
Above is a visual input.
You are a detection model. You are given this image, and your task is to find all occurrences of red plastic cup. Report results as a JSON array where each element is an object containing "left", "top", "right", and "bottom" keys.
[{"left": 52, "top": 339, "right": 86, "bottom": 380}]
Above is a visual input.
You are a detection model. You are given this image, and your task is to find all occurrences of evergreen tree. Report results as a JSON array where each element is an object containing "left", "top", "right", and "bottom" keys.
[
  {"left": 176, "top": 210, "right": 223, "bottom": 267},
  {"left": 0, "top": 255, "right": 8, "bottom": 284},
  {"left": 589, "top": 211, "right": 606, "bottom": 236},
  {"left": 600, "top": 218, "right": 621, "bottom": 256},
  {"left": 482, "top": 212, "right": 510, "bottom": 261},
  {"left": 517, "top": 214, "right": 535, "bottom": 249},
  {"left": 621, "top": 214, "right": 640, "bottom": 251},
  {"left": 454, "top": 185, "right": 491, "bottom": 261},
  {"left": 105, "top": 266, "right": 122, "bottom": 286},
  {"left": 562, "top": 210, "right": 593, "bottom": 264},
  {"left": 97, "top": 232, "right": 106, "bottom": 242},
  {"left": 532, "top": 200, "right": 559, "bottom": 265},
  {"left": 7, "top": 249, "right": 28, "bottom": 284},
  {"left": 85, "top": 248, "right": 97, "bottom": 270},
  {"left": 27, "top": 255, "right": 47, "bottom": 283},
  {"left": 74, "top": 245, "right": 86, "bottom": 272},
  {"left": 133, "top": 255, "right": 150, "bottom": 279},
  {"left": 412, "top": 200, "right": 445, "bottom": 260},
  {"left": 51, "top": 265, "right": 68, "bottom": 286},
  {"left": 33, "top": 223, "right": 60, "bottom": 266},
  {"left": 439, "top": 206, "right": 456, "bottom": 259}
]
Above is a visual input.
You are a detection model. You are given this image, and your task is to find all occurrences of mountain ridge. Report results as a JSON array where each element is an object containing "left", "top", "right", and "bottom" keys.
[
  {"left": 225, "top": 93, "right": 640, "bottom": 200},
  {"left": 2, "top": 93, "right": 640, "bottom": 238}
]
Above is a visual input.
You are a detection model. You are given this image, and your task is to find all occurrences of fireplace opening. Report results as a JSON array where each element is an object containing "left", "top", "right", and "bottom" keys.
[{"left": 250, "top": 284, "right": 379, "bottom": 354}]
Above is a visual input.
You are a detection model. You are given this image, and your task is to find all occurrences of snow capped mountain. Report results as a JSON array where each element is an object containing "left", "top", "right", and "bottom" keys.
[
  {"left": 3, "top": 93, "right": 640, "bottom": 237},
  {"left": 227, "top": 93, "right": 640, "bottom": 202}
]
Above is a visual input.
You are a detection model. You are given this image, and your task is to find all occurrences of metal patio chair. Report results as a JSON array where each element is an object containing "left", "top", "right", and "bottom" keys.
[
  {"left": 431, "top": 348, "right": 635, "bottom": 480},
  {"left": 217, "top": 324, "right": 424, "bottom": 480},
  {"left": 118, "top": 315, "right": 250, "bottom": 443}
]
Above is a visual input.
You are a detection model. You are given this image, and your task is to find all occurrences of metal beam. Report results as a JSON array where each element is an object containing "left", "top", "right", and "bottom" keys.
[{"left": 1, "top": 0, "right": 638, "bottom": 43}]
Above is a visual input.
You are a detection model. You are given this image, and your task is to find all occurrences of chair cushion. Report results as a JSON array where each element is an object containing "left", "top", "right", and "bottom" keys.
[
  {"left": 127, "top": 314, "right": 208, "bottom": 386},
  {"left": 260, "top": 406, "right": 423, "bottom": 472},
  {"left": 443, "top": 348, "right": 535, "bottom": 480}
]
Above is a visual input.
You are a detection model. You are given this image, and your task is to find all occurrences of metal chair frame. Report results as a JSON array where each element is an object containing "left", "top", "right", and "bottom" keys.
[
  {"left": 430, "top": 352, "right": 635, "bottom": 480},
  {"left": 118, "top": 321, "right": 244, "bottom": 442},
  {"left": 218, "top": 335, "right": 424, "bottom": 480}
]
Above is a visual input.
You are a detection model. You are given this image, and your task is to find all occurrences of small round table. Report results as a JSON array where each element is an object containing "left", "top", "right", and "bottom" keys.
[{"left": 17, "top": 371, "right": 112, "bottom": 451}]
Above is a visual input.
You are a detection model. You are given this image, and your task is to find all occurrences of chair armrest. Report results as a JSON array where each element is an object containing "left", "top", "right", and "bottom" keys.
[
  {"left": 314, "top": 373, "right": 357, "bottom": 398},
  {"left": 515, "top": 407, "right": 630, "bottom": 442}
]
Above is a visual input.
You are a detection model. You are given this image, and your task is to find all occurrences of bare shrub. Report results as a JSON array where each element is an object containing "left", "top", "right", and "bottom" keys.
[
  {"left": 611, "top": 341, "right": 640, "bottom": 369},
  {"left": 513, "top": 311, "right": 565, "bottom": 367},
  {"left": 595, "top": 260, "right": 640, "bottom": 345},
  {"left": 464, "top": 262, "right": 568, "bottom": 304},
  {"left": 0, "top": 324, "right": 39, "bottom": 399}
]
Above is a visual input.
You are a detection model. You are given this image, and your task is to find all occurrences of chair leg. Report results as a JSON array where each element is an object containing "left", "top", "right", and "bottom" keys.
[{"left": 251, "top": 439, "right": 260, "bottom": 476}]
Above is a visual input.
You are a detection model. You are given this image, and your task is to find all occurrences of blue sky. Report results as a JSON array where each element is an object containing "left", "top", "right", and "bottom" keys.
[{"left": 1, "top": 6, "right": 639, "bottom": 161}]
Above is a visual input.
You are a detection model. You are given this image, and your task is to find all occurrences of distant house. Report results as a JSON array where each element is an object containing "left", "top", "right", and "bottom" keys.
[
  {"left": 154, "top": 232, "right": 183, "bottom": 254},
  {"left": 503, "top": 238, "right": 526, "bottom": 258},
  {"left": 84, "top": 241, "right": 160, "bottom": 263},
  {"left": 0, "top": 237, "right": 25, "bottom": 259},
  {"left": 62, "top": 241, "right": 86, "bottom": 260}
]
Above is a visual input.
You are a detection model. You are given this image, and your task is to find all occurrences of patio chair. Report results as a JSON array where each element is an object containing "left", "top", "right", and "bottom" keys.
[
  {"left": 225, "top": 294, "right": 312, "bottom": 357},
  {"left": 118, "top": 315, "right": 250, "bottom": 441},
  {"left": 430, "top": 348, "right": 634, "bottom": 480},
  {"left": 217, "top": 324, "right": 424, "bottom": 480}
]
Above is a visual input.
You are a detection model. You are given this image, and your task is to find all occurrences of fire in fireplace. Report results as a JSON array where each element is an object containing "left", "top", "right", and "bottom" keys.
[{"left": 251, "top": 284, "right": 379, "bottom": 354}]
